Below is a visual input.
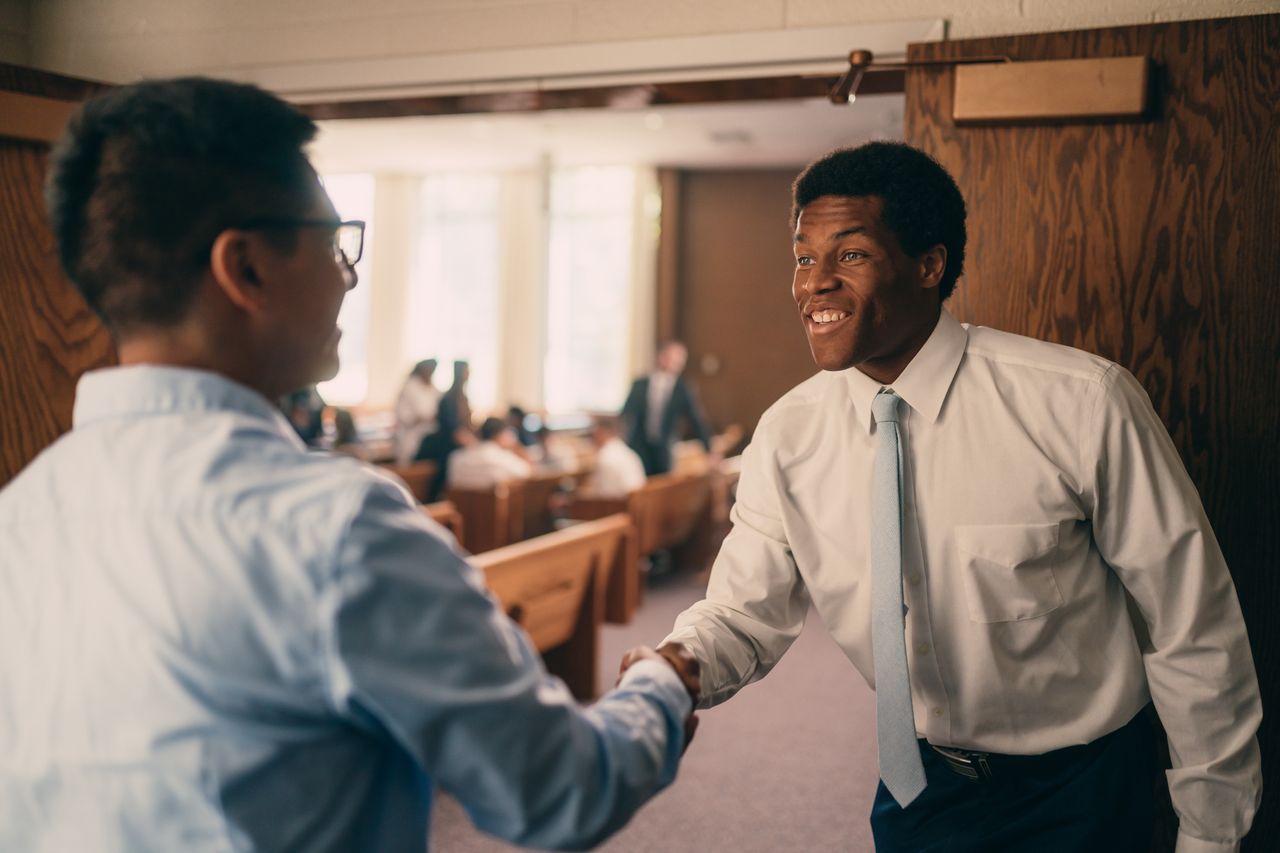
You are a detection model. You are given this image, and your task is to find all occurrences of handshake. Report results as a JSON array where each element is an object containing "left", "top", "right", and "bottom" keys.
[{"left": 618, "top": 642, "right": 702, "bottom": 752}]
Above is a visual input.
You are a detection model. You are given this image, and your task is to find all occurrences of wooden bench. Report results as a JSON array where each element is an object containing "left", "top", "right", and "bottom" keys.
[
  {"left": 378, "top": 460, "right": 437, "bottom": 504},
  {"left": 567, "top": 470, "right": 713, "bottom": 602},
  {"left": 445, "top": 481, "right": 516, "bottom": 554},
  {"left": 472, "top": 513, "right": 635, "bottom": 700},
  {"left": 421, "top": 500, "right": 465, "bottom": 545},
  {"left": 446, "top": 471, "right": 574, "bottom": 555},
  {"left": 516, "top": 471, "right": 571, "bottom": 541}
]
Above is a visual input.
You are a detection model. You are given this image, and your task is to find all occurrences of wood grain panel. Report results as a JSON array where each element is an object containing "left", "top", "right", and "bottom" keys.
[
  {"left": 905, "top": 15, "right": 1280, "bottom": 851},
  {"left": 0, "top": 137, "right": 115, "bottom": 489},
  {"left": 675, "top": 169, "right": 815, "bottom": 438}
]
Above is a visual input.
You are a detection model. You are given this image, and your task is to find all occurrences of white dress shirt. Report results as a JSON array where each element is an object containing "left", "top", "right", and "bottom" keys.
[
  {"left": 0, "top": 365, "right": 691, "bottom": 853},
  {"left": 584, "top": 437, "right": 648, "bottom": 499},
  {"left": 446, "top": 441, "right": 533, "bottom": 490},
  {"left": 394, "top": 375, "right": 442, "bottom": 465},
  {"left": 645, "top": 371, "right": 675, "bottom": 441},
  {"left": 666, "top": 309, "right": 1260, "bottom": 853}
]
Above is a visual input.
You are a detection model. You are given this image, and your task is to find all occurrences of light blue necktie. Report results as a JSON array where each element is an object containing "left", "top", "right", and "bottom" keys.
[{"left": 871, "top": 390, "right": 927, "bottom": 807}]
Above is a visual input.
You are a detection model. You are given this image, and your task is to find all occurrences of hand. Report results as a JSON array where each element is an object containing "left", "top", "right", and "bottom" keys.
[{"left": 618, "top": 643, "right": 701, "bottom": 753}]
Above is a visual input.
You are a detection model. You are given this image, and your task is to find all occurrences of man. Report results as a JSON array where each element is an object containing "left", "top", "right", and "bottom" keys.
[
  {"left": 621, "top": 340, "right": 715, "bottom": 475},
  {"left": 446, "top": 416, "right": 533, "bottom": 490},
  {"left": 624, "top": 142, "right": 1261, "bottom": 851},
  {"left": 582, "top": 414, "right": 647, "bottom": 499},
  {"left": 393, "top": 358, "right": 441, "bottom": 465},
  {"left": 0, "top": 77, "right": 699, "bottom": 853}
]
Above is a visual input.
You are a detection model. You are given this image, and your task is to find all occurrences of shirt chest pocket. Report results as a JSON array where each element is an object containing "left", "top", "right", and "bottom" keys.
[{"left": 954, "top": 522, "right": 1063, "bottom": 623}]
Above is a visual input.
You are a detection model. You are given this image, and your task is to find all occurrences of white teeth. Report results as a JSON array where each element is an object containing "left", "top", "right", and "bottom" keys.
[{"left": 810, "top": 310, "right": 848, "bottom": 324}]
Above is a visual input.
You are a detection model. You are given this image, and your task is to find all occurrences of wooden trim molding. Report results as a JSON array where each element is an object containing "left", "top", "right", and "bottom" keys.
[
  {"left": 953, "top": 56, "right": 1149, "bottom": 123},
  {"left": 0, "top": 90, "right": 80, "bottom": 143},
  {"left": 297, "top": 70, "right": 906, "bottom": 121}
]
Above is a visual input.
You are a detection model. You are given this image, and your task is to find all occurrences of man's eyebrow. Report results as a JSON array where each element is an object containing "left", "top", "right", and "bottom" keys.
[{"left": 793, "top": 225, "right": 868, "bottom": 244}]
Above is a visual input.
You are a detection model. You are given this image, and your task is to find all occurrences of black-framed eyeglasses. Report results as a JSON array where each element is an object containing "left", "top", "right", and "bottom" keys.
[{"left": 235, "top": 217, "right": 366, "bottom": 268}]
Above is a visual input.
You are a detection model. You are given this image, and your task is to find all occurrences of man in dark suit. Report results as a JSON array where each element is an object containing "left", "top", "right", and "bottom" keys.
[{"left": 621, "top": 341, "right": 715, "bottom": 476}]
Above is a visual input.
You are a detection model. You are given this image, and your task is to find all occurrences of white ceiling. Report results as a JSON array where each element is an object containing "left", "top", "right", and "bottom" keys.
[{"left": 308, "top": 93, "right": 905, "bottom": 174}]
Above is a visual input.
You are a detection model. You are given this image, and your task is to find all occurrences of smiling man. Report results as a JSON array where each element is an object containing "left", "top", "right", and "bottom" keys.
[
  {"left": 0, "top": 77, "right": 700, "bottom": 853},
  {"left": 627, "top": 142, "right": 1261, "bottom": 852}
]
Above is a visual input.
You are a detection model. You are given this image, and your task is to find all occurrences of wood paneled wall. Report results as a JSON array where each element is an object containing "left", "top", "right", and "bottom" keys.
[
  {"left": 0, "top": 64, "right": 115, "bottom": 489},
  {"left": 667, "top": 168, "right": 816, "bottom": 439},
  {"left": 904, "top": 15, "right": 1280, "bottom": 851}
]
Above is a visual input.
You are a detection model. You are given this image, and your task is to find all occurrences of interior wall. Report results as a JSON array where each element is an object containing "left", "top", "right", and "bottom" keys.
[
  {"left": 904, "top": 15, "right": 1280, "bottom": 851},
  {"left": 672, "top": 168, "right": 814, "bottom": 438},
  {"left": 23, "top": 0, "right": 1280, "bottom": 84},
  {"left": 0, "top": 0, "right": 28, "bottom": 66}
]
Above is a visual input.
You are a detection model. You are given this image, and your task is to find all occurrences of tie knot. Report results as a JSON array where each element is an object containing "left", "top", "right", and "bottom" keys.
[{"left": 872, "top": 391, "right": 902, "bottom": 424}]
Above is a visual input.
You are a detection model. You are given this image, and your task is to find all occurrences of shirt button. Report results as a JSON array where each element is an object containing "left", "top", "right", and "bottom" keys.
[
  {"left": 916, "top": 642, "right": 930, "bottom": 655},
  {"left": 907, "top": 573, "right": 921, "bottom": 585},
  {"left": 932, "top": 707, "right": 944, "bottom": 718}
]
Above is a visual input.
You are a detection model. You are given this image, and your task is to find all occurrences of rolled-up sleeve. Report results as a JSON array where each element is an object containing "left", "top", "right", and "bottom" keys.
[
  {"left": 664, "top": 425, "right": 811, "bottom": 708},
  {"left": 317, "top": 478, "right": 691, "bottom": 851},
  {"left": 1087, "top": 366, "right": 1262, "bottom": 851}
]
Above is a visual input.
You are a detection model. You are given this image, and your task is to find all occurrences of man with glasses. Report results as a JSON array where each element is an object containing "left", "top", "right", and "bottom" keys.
[{"left": 0, "top": 77, "right": 699, "bottom": 852}]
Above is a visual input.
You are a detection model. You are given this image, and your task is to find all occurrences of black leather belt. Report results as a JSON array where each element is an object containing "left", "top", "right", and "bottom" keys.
[{"left": 930, "top": 745, "right": 994, "bottom": 780}]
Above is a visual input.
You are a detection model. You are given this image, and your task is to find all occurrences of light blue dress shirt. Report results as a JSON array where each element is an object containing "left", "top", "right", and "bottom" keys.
[{"left": 0, "top": 366, "right": 691, "bottom": 852}]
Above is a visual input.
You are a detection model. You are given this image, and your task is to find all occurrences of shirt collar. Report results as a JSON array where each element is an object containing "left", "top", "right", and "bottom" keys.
[
  {"left": 842, "top": 308, "right": 968, "bottom": 434},
  {"left": 73, "top": 365, "right": 305, "bottom": 449}
]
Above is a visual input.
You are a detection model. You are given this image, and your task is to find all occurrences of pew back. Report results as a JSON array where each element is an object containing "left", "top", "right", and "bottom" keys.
[
  {"left": 421, "top": 501, "right": 465, "bottom": 545},
  {"left": 445, "top": 482, "right": 514, "bottom": 554},
  {"left": 472, "top": 513, "right": 634, "bottom": 700},
  {"left": 378, "top": 460, "right": 437, "bottom": 504}
]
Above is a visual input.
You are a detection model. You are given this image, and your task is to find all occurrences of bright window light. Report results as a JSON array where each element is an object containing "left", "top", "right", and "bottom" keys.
[
  {"left": 544, "top": 166, "right": 636, "bottom": 415},
  {"left": 407, "top": 174, "right": 502, "bottom": 414}
]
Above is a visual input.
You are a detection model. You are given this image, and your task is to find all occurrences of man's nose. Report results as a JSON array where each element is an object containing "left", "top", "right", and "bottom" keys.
[
  {"left": 803, "top": 258, "right": 840, "bottom": 295},
  {"left": 342, "top": 261, "right": 358, "bottom": 291}
]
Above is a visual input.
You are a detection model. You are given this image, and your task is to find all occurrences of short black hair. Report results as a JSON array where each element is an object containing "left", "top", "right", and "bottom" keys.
[
  {"left": 45, "top": 77, "right": 319, "bottom": 336},
  {"left": 791, "top": 142, "right": 967, "bottom": 301},
  {"left": 479, "top": 417, "right": 509, "bottom": 442}
]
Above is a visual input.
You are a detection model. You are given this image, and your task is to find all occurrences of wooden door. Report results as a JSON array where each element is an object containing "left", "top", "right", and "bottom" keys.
[
  {"left": 904, "top": 15, "right": 1279, "bottom": 851},
  {"left": 0, "top": 64, "right": 114, "bottom": 489},
  {"left": 669, "top": 168, "right": 816, "bottom": 438}
]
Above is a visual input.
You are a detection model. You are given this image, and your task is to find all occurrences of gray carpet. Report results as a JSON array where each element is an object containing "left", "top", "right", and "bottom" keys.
[{"left": 428, "top": 570, "right": 878, "bottom": 852}]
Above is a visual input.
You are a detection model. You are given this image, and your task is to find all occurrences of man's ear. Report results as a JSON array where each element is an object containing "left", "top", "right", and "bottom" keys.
[
  {"left": 209, "top": 229, "right": 268, "bottom": 313},
  {"left": 918, "top": 244, "right": 948, "bottom": 291}
]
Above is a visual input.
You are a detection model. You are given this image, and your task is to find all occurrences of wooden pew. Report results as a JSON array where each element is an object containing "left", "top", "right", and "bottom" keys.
[
  {"left": 378, "top": 460, "right": 437, "bottom": 504},
  {"left": 472, "top": 514, "right": 635, "bottom": 700},
  {"left": 445, "top": 481, "right": 516, "bottom": 554},
  {"left": 445, "top": 471, "right": 573, "bottom": 555},
  {"left": 516, "top": 471, "right": 571, "bottom": 541},
  {"left": 421, "top": 500, "right": 465, "bottom": 545},
  {"left": 567, "top": 470, "right": 713, "bottom": 604}
]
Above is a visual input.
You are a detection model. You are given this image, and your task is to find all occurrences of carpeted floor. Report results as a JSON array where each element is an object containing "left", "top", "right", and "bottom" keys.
[{"left": 428, "top": 569, "right": 879, "bottom": 852}]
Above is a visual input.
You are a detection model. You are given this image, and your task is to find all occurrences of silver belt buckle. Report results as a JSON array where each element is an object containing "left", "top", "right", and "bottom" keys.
[{"left": 932, "top": 745, "right": 992, "bottom": 780}]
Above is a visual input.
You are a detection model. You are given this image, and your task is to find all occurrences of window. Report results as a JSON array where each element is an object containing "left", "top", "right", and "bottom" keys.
[
  {"left": 317, "top": 173, "right": 375, "bottom": 405},
  {"left": 544, "top": 166, "right": 637, "bottom": 414},
  {"left": 406, "top": 174, "right": 502, "bottom": 413}
]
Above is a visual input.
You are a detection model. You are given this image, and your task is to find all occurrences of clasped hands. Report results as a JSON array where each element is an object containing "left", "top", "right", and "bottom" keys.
[{"left": 618, "top": 642, "right": 701, "bottom": 753}]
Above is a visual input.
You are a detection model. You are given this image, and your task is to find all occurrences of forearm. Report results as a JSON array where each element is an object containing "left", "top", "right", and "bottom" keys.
[{"left": 453, "top": 659, "right": 690, "bottom": 851}]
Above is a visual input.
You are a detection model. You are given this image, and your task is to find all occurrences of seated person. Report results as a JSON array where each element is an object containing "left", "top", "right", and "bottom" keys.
[
  {"left": 533, "top": 424, "right": 582, "bottom": 473},
  {"left": 331, "top": 407, "right": 367, "bottom": 461},
  {"left": 581, "top": 414, "right": 647, "bottom": 499},
  {"left": 280, "top": 385, "right": 325, "bottom": 447},
  {"left": 446, "top": 417, "right": 534, "bottom": 490},
  {"left": 505, "top": 404, "right": 538, "bottom": 449}
]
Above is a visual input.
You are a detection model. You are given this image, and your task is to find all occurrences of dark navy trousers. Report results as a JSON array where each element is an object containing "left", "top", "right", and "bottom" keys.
[{"left": 870, "top": 709, "right": 1157, "bottom": 853}]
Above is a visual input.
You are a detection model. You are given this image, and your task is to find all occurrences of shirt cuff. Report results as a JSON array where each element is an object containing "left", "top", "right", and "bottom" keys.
[
  {"left": 1176, "top": 830, "right": 1240, "bottom": 853},
  {"left": 617, "top": 658, "right": 694, "bottom": 720}
]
